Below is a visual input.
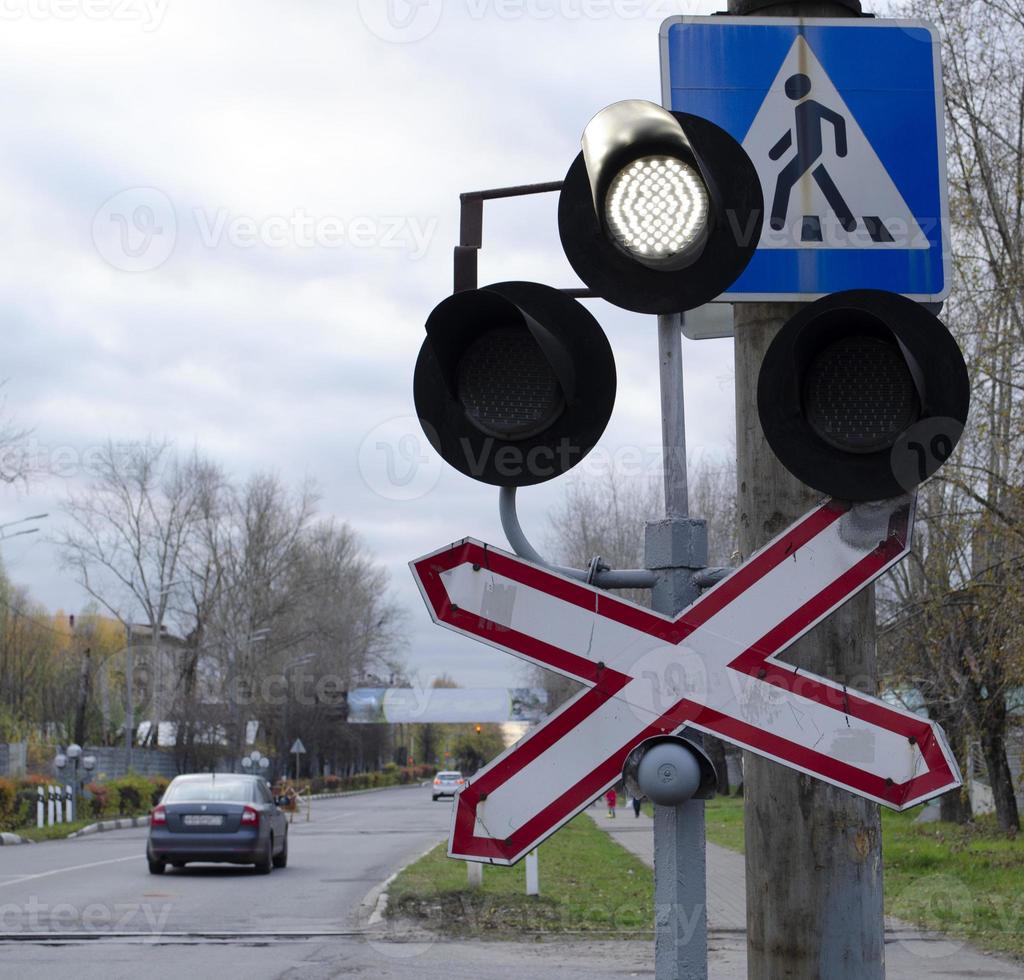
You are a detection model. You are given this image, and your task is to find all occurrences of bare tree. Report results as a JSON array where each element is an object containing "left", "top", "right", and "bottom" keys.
[
  {"left": 167, "top": 466, "right": 229, "bottom": 771},
  {"left": 270, "top": 518, "right": 405, "bottom": 774},
  {"left": 58, "top": 440, "right": 220, "bottom": 752},
  {"left": 546, "top": 454, "right": 738, "bottom": 578},
  {"left": 196, "top": 472, "right": 319, "bottom": 758},
  {"left": 10, "top": 437, "right": 404, "bottom": 779},
  {"left": 0, "top": 384, "right": 38, "bottom": 487},
  {"left": 886, "top": 0, "right": 1024, "bottom": 832}
]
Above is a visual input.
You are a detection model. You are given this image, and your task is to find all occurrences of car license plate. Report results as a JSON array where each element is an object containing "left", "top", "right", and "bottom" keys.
[{"left": 183, "top": 814, "right": 223, "bottom": 826}]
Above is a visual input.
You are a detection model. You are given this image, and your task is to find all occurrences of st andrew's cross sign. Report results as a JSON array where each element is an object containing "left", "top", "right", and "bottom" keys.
[{"left": 411, "top": 494, "right": 960, "bottom": 865}]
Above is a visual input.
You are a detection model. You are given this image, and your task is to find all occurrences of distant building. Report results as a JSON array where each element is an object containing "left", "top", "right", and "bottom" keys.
[{"left": 117, "top": 624, "right": 187, "bottom": 736}]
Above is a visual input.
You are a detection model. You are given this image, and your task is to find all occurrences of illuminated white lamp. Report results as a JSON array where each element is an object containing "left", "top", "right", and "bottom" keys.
[
  {"left": 605, "top": 155, "right": 709, "bottom": 268},
  {"left": 581, "top": 99, "right": 712, "bottom": 272}
]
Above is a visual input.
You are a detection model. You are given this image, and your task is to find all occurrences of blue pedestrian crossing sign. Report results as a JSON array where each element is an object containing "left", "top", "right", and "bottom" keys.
[{"left": 661, "top": 17, "right": 950, "bottom": 301}]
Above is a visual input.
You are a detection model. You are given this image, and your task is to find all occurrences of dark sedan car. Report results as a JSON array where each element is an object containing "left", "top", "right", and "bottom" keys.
[{"left": 146, "top": 773, "right": 289, "bottom": 875}]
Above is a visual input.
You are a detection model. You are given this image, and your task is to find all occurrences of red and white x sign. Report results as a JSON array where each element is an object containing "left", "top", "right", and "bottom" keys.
[{"left": 411, "top": 495, "right": 960, "bottom": 865}]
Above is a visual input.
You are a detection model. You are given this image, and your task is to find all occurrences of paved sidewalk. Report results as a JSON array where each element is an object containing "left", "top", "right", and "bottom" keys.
[{"left": 590, "top": 806, "right": 1024, "bottom": 979}]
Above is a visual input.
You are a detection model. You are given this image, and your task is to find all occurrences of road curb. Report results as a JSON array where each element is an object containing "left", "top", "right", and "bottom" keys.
[
  {"left": 304, "top": 781, "right": 428, "bottom": 803},
  {"left": 0, "top": 832, "right": 33, "bottom": 846},
  {"left": 357, "top": 837, "right": 443, "bottom": 929},
  {"left": 68, "top": 815, "right": 152, "bottom": 839}
]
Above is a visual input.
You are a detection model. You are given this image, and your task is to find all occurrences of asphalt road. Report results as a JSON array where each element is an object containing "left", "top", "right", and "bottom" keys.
[
  {"left": 5, "top": 787, "right": 1015, "bottom": 979},
  {"left": 1, "top": 782, "right": 456, "bottom": 928},
  {"left": 0, "top": 785, "right": 658, "bottom": 980}
]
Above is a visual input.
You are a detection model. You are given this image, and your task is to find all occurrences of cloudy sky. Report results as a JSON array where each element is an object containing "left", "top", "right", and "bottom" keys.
[{"left": 0, "top": 0, "right": 880, "bottom": 690}]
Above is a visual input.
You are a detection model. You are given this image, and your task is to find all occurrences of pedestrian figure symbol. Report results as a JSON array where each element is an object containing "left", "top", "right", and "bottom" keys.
[
  {"left": 662, "top": 20, "right": 948, "bottom": 297},
  {"left": 769, "top": 74, "right": 855, "bottom": 235},
  {"left": 737, "top": 36, "right": 920, "bottom": 250}
]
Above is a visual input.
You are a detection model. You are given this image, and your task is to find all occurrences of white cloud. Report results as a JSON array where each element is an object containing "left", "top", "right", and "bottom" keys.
[{"left": 0, "top": 0, "right": 737, "bottom": 687}]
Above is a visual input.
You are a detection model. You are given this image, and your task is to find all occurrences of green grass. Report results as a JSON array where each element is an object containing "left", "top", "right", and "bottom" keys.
[
  {"left": 701, "top": 795, "right": 1024, "bottom": 960},
  {"left": 638, "top": 796, "right": 747, "bottom": 852},
  {"left": 882, "top": 808, "right": 1024, "bottom": 959},
  {"left": 387, "top": 811, "right": 654, "bottom": 938},
  {"left": 389, "top": 795, "right": 1024, "bottom": 957},
  {"left": 14, "top": 818, "right": 99, "bottom": 842},
  {"left": 701, "top": 795, "right": 747, "bottom": 853}
]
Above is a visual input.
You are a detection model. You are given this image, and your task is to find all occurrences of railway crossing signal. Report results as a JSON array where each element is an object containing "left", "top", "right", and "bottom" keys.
[
  {"left": 413, "top": 281, "right": 616, "bottom": 487},
  {"left": 411, "top": 97, "right": 968, "bottom": 864},
  {"left": 558, "top": 101, "right": 763, "bottom": 314},
  {"left": 407, "top": 25, "right": 971, "bottom": 980},
  {"left": 412, "top": 494, "right": 960, "bottom": 865},
  {"left": 757, "top": 289, "right": 970, "bottom": 500}
]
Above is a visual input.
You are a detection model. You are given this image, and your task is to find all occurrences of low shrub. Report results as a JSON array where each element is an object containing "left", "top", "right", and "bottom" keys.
[
  {"left": 274, "top": 764, "right": 437, "bottom": 799},
  {"left": 85, "top": 782, "right": 112, "bottom": 818},
  {"left": 149, "top": 776, "right": 170, "bottom": 806},
  {"left": 13, "top": 788, "right": 41, "bottom": 828},
  {"left": 0, "top": 778, "right": 17, "bottom": 830},
  {"left": 107, "top": 774, "right": 157, "bottom": 817}
]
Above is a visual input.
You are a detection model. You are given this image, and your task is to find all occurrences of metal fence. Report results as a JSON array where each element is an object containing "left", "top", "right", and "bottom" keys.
[
  {"left": 0, "top": 742, "right": 27, "bottom": 777},
  {"left": 77, "top": 747, "right": 180, "bottom": 781},
  {"left": 966, "top": 732, "right": 1024, "bottom": 815},
  {"left": 1, "top": 743, "right": 180, "bottom": 782}
]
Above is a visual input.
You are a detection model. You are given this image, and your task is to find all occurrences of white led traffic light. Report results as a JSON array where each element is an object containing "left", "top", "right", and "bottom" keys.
[{"left": 559, "top": 100, "right": 763, "bottom": 314}]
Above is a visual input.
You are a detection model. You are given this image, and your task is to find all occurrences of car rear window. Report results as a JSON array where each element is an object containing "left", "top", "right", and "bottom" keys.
[{"left": 163, "top": 778, "right": 255, "bottom": 803}]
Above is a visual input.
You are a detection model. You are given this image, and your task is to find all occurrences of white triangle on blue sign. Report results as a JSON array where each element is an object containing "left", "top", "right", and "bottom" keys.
[{"left": 742, "top": 36, "right": 926, "bottom": 251}]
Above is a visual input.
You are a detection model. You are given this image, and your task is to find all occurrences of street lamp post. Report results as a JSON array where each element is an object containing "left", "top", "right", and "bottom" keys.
[
  {"left": 0, "top": 513, "right": 48, "bottom": 541},
  {"left": 54, "top": 743, "right": 96, "bottom": 822},
  {"left": 124, "top": 624, "right": 135, "bottom": 771},
  {"left": 280, "top": 653, "right": 315, "bottom": 777},
  {"left": 230, "top": 628, "right": 270, "bottom": 760},
  {"left": 241, "top": 750, "right": 271, "bottom": 779}
]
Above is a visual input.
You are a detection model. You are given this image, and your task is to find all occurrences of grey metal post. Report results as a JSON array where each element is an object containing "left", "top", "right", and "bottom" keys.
[
  {"left": 124, "top": 624, "right": 133, "bottom": 771},
  {"left": 645, "top": 313, "right": 709, "bottom": 980},
  {"left": 726, "top": 3, "right": 885, "bottom": 977}
]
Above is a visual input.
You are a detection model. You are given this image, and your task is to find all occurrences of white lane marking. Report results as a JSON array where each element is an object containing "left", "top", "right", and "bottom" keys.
[{"left": 0, "top": 855, "right": 138, "bottom": 890}]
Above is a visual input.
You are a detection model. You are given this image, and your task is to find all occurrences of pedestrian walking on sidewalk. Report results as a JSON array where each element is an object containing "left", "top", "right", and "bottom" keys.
[
  {"left": 631, "top": 795, "right": 642, "bottom": 818},
  {"left": 605, "top": 788, "right": 617, "bottom": 818}
]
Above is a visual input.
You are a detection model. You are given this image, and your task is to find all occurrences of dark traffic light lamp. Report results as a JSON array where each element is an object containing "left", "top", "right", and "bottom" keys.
[
  {"left": 558, "top": 100, "right": 763, "bottom": 315},
  {"left": 757, "top": 290, "right": 970, "bottom": 501},
  {"left": 414, "top": 280, "right": 616, "bottom": 487}
]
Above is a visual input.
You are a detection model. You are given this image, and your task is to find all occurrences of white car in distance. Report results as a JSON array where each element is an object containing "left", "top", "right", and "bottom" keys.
[{"left": 431, "top": 770, "right": 464, "bottom": 801}]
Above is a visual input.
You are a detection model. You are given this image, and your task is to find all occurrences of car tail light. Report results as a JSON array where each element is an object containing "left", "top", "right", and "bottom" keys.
[
  {"left": 241, "top": 806, "right": 259, "bottom": 826},
  {"left": 457, "top": 778, "right": 465, "bottom": 785},
  {"left": 151, "top": 805, "right": 166, "bottom": 825},
  {"left": 433, "top": 778, "right": 441, "bottom": 786}
]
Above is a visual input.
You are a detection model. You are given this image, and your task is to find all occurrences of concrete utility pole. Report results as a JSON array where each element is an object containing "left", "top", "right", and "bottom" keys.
[{"left": 726, "top": 2, "right": 886, "bottom": 977}]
